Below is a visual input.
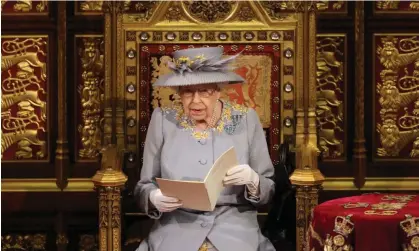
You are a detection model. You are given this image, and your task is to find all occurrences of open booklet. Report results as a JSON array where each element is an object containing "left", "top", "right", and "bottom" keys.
[{"left": 155, "top": 146, "right": 238, "bottom": 211}]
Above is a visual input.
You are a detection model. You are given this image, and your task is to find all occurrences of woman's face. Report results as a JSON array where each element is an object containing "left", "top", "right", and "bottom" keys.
[{"left": 179, "top": 84, "right": 221, "bottom": 122}]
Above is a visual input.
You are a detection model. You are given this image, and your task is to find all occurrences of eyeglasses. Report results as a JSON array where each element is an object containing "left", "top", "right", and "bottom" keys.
[{"left": 179, "top": 88, "right": 217, "bottom": 98}]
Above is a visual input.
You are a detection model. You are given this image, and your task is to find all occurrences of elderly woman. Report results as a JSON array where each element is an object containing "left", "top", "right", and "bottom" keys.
[{"left": 135, "top": 47, "right": 276, "bottom": 251}]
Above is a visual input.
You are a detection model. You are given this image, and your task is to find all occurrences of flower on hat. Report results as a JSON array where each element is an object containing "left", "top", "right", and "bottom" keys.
[{"left": 167, "top": 51, "right": 242, "bottom": 76}]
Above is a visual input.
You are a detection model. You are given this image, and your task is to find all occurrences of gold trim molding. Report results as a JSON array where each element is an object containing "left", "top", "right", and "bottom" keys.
[
  {"left": 1, "top": 178, "right": 94, "bottom": 192},
  {"left": 323, "top": 177, "right": 419, "bottom": 191}
]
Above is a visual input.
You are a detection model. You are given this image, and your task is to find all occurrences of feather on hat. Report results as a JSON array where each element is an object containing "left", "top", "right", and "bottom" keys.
[{"left": 154, "top": 47, "right": 245, "bottom": 87}]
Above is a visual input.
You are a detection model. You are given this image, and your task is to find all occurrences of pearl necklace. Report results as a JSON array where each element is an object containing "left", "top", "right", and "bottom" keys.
[{"left": 191, "top": 100, "right": 220, "bottom": 139}]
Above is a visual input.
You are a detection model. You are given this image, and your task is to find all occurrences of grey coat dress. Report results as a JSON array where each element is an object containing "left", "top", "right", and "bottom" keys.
[{"left": 134, "top": 100, "right": 276, "bottom": 251}]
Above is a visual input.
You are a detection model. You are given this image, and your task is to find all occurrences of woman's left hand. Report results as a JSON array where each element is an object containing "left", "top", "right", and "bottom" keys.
[{"left": 223, "top": 164, "right": 260, "bottom": 188}]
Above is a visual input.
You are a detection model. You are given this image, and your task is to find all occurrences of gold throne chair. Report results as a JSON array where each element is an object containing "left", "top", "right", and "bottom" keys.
[{"left": 92, "top": 1, "right": 322, "bottom": 251}]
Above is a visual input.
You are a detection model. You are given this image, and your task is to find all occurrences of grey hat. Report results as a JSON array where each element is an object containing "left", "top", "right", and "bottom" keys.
[{"left": 154, "top": 47, "right": 245, "bottom": 87}]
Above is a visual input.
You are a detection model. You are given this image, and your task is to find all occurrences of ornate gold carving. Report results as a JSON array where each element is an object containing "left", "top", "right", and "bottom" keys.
[
  {"left": 316, "top": 35, "right": 345, "bottom": 158},
  {"left": 295, "top": 185, "right": 321, "bottom": 251},
  {"left": 111, "top": 188, "right": 121, "bottom": 228},
  {"left": 0, "top": 0, "right": 48, "bottom": 12},
  {"left": 36, "top": 0, "right": 47, "bottom": 12},
  {"left": 102, "top": 1, "right": 126, "bottom": 14},
  {"left": 261, "top": 1, "right": 304, "bottom": 20},
  {"left": 316, "top": 1, "right": 329, "bottom": 11},
  {"left": 1, "top": 36, "right": 48, "bottom": 160},
  {"left": 375, "top": 1, "right": 419, "bottom": 11},
  {"left": 377, "top": 37, "right": 419, "bottom": 70},
  {"left": 78, "top": 1, "right": 132, "bottom": 13},
  {"left": 13, "top": 0, "right": 32, "bottom": 12},
  {"left": 2, "top": 234, "right": 46, "bottom": 250},
  {"left": 80, "top": 1, "right": 104, "bottom": 12},
  {"left": 182, "top": 0, "right": 237, "bottom": 23},
  {"left": 78, "top": 37, "right": 104, "bottom": 159},
  {"left": 131, "top": 1, "right": 156, "bottom": 21},
  {"left": 289, "top": 4, "right": 324, "bottom": 249},
  {"left": 165, "top": 5, "right": 182, "bottom": 22},
  {"left": 376, "top": 1, "right": 400, "bottom": 10},
  {"left": 99, "top": 188, "right": 108, "bottom": 229},
  {"left": 79, "top": 234, "right": 98, "bottom": 251},
  {"left": 237, "top": 4, "right": 254, "bottom": 22},
  {"left": 125, "top": 1, "right": 157, "bottom": 22},
  {"left": 261, "top": 1, "right": 304, "bottom": 14},
  {"left": 92, "top": 145, "right": 127, "bottom": 251},
  {"left": 376, "top": 35, "right": 419, "bottom": 157}
]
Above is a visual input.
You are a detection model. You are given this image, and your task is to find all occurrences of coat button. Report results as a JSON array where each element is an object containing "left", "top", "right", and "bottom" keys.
[
  {"left": 198, "top": 139, "right": 207, "bottom": 145},
  {"left": 201, "top": 222, "right": 208, "bottom": 228},
  {"left": 199, "top": 159, "right": 207, "bottom": 165}
]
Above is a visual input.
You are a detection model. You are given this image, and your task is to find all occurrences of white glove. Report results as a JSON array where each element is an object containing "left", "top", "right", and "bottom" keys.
[
  {"left": 149, "top": 189, "right": 182, "bottom": 213},
  {"left": 223, "top": 164, "right": 260, "bottom": 196}
]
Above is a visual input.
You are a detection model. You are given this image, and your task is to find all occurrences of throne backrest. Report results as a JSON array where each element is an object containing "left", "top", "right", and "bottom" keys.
[{"left": 118, "top": 1, "right": 303, "bottom": 248}]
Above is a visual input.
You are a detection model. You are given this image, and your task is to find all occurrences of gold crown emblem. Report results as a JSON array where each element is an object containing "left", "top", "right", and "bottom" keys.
[
  {"left": 333, "top": 215, "right": 354, "bottom": 237},
  {"left": 400, "top": 214, "right": 419, "bottom": 237}
]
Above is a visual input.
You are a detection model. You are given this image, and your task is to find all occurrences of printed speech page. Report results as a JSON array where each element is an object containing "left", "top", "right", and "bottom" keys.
[{"left": 156, "top": 147, "right": 238, "bottom": 211}]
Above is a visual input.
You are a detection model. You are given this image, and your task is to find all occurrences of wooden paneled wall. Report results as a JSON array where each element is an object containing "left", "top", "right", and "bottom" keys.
[
  {"left": 2, "top": 1, "right": 103, "bottom": 250},
  {"left": 317, "top": 1, "right": 419, "bottom": 202}
]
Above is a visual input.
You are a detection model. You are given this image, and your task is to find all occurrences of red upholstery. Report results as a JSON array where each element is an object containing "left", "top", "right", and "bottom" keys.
[{"left": 307, "top": 193, "right": 419, "bottom": 251}]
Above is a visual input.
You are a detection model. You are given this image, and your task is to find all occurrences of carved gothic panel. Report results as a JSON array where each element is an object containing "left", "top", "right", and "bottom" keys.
[
  {"left": 1, "top": 233, "right": 47, "bottom": 250},
  {"left": 374, "top": 34, "right": 419, "bottom": 158},
  {"left": 75, "top": 36, "right": 105, "bottom": 161},
  {"left": 182, "top": 1, "right": 238, "bottom": 23},
  {"left": 316, "top": 34, "right": 346, "bottom": 159},
  {"left": 375, "top": 1, "right": 419, "bottom": 13},
  {"left": 261, "top": 1, "right": 346, "bottom": 18},
  {"left": 75, "top": 0, "right": 157, "bottom": 20},
  {"left": 1, "top": 36, "right": 49, "bottom": 161},
  {"left": 1, "top": 0, "right": 48, "bottom": 14}
]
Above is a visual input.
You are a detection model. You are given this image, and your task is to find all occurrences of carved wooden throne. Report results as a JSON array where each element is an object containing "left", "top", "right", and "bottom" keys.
[{"left": 92, "top": 1, "right": 323, "bottom": 251}]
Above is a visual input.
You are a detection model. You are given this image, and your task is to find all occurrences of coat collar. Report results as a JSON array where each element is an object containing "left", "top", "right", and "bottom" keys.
[{"left": 161, "top": 100, "right": 248, "bottom": 139}]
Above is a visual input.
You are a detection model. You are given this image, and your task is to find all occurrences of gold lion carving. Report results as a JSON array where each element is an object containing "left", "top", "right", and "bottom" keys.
[
  {"left": 1, "top": 37, "right": 47, "bottom": 159},
  {"left": 376, "top": 36, "right": 419, "bottom": 157},
  {"left": 377, "top": 37, "right": 419, "bottom": 70},
  {"left": 78, "top": 38, "right": 104, "bottom": 159}
]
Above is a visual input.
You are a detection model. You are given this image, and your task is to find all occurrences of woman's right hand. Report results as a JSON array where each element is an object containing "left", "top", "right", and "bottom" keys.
[{"left": 149, "top": 189, "right": 182, "bottom": 212}]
